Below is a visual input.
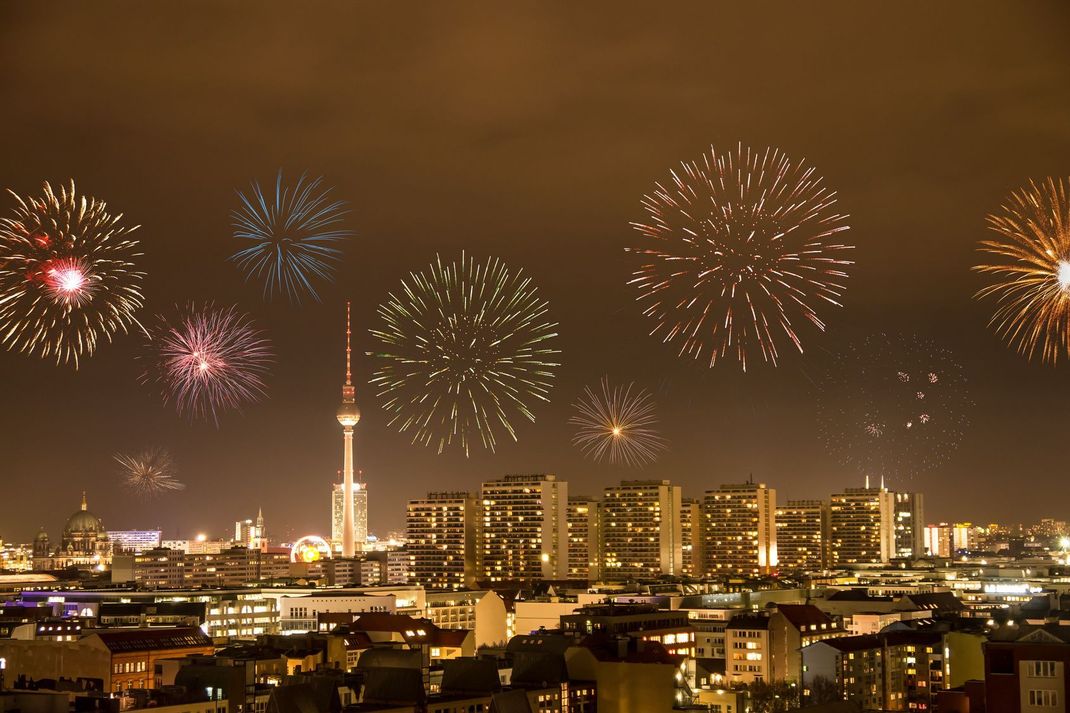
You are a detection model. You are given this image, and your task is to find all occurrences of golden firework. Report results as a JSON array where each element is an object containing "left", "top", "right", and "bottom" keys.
[
  {"left": 975, "top": 177, "right": 1070, "bottom": 363},
  {"left": 570, "top": 377, "right": 667, "bottom": 467}
]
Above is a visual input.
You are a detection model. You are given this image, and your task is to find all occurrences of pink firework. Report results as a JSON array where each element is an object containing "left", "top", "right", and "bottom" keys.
[{"left": 144, "top": 303, "right": 273, "bottom": 424}]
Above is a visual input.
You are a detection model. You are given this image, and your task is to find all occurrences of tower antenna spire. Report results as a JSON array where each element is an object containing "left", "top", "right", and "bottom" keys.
[{"left": 345, "top": 300, "right": 352, "bottom": 387}]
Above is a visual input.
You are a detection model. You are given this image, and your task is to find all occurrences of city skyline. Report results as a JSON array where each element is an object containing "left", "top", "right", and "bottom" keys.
[{"left": 2, "top": 3, "right": 1070, "bottom": 543}]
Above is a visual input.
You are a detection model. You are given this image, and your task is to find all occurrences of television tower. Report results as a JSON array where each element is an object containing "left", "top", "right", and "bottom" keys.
[{"left": 336, "top": 301, "right": 361, "bottom": 557}]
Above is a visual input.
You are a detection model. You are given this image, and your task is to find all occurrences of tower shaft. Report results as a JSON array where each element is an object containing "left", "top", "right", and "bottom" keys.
[{"left": 342, "top": 427, "right": 355, "bottom": 556}]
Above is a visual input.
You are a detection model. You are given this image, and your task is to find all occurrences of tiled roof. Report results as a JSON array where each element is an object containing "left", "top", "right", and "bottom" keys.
[
  {"left": 776, "top": 604, "right": 833, "bottom": 629},
  {"left": 91, "top": 626, "right": 212, "bottom": 652},
  {"left": 903, "top": 592, "right": 964, "bottom": 611}
]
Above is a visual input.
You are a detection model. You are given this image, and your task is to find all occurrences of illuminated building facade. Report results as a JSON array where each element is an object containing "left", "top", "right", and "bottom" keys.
[
  {"left": 600, "top": 480, "right": 682, "bottom": 581},
  {"left": 566, "top": 495, "right": 601, "bottom": 582},
  {"left": 893, "top": 491, "right": 925, "bottom": 559},
  {"left": 680, "top": 497, "right": 702, "bottom": 578},
  {"left": 406, "top": 492, "right": 478, "bottom": 590},
  {"left": 925, "top": 523, "right": 952, "bottom": 557},
  {"left": 234, "top": 508, "right": 265, "bottom": 550},
  {"left": 829, "top": 486, "right": 895, "bottom": 566},
  {"left": 775, "top": 500, "right": 828, "bottom": 572},
  {"left": 112, "top": 547, "right": 291, "bottom": 588},
  {"left": 331, "top": 481, "right": 368, "bottom": 550},
  {"left": 702, "top": 481, "right": 777, "bottom": 575},
  {"left": 106, "top": 530, "right": 163, "bottom": 554},
  {"left": 480, "top": 474, "right": 567, "bottom": 582}
]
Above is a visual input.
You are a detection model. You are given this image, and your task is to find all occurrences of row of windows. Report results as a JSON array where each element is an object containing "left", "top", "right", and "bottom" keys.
[
  {"left": 1029, "top": 689, "right": 1058, "bottom": 707},
  {"left": 113, "top": 661, "right": 147, "bottom": 674},
  {"left": 1028, "top": 661, "right": 1058, "bottom": 678}
]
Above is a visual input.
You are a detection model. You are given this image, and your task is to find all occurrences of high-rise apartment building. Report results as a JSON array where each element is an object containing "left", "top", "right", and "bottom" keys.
[
  {"left": 702, "top": 481, "right": 777, "bottom": 575},
  {"left": 829, "top": 486, "right": 895, "bottom": 565},
  {"left": 775, "top": 500, "right": 827, "bottom": 572},
  {"left": 893, "top": 491, "right": 925, "bottom": 559},
  {"left": 566, "top": 495, "right": 601, "bottom": 582},
  {"left": 331, "top": 481, "right": 368, "bottom": 551},
  {"left": 600, "top": 480, "right": 682, "bottom": 581},
  {"left": 406, "top": 492, "right": 478, "bottom": 590},
  {"left": 681, "top": 498, "right": 703, "bottom": 578},
  {"left": 480, "top": 474, "right": 568, "bottom": 582}
]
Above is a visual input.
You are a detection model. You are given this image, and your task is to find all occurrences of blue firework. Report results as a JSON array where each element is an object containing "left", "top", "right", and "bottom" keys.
[{"left": 230, "top": 171, "right": 352, "bottom": 302}]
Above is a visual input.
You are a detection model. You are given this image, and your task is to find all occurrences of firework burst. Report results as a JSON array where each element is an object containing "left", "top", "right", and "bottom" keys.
[
  {"left": 818, "top": 333, "right": 970, "bottom": 481},
  {"left": 143, "top": 303, "right": 273, "bottom": 424},
  {"left": 370, "top": 252, "right": 560, "bottom": 455},
  {"left": 0, "top": 181, "right": 144, "bottom": 367},
  {"left": 570, "top": 377, "right": 667, "bottom": 467},
  {"left": 115, "top": 448, "right": 185, "bottom": 497},
  {"left": 974, "top": 177, "right": 1070, "bottom": 363},
  {"left": 627, "top": 143, "right": 852, "bottom": 371},
  {"left": 230, "top": 171, "right": 351, "bottom": 302}
]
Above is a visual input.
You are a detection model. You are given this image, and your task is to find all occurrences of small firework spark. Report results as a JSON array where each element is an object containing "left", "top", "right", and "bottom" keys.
[
  {"left": 0, "top": 181, "right": 144, "bottom": 366},
  {"left": 975, "top": 177, "right": 1070, "bottom": 363},
  {"left": 143, "top": 303, "right": 273, "bottom": 425},
  {"left": 819, "top": 334, "right": 971, "bottom": 481},
  {"left": 627, "top": 143, "right": 852, "bottom": 371},
  {"left": 370, "top": 252, "right": 560, "bottom": 455},
  {"left": 569, "top": 377, "right": 668, "bottom": 467},
  {"left": 115, "top": 448, "right": 184, "bottom": 497},
  {"left": 230, "top": 171, "right": 351, "bottom": 302}
]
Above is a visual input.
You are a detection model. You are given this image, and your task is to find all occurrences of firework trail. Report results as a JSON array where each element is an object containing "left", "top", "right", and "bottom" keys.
[
  {"left": 143, "top": 303, "right": 273, "bottom": 425},
  {"left": 230, "top": 171, "right": 351, "bottom": 302},
  {"left": 818, "top": 333, "right": 970, "bottom": 482},
  {"left": 370, "top": 252, "right": 560, "bottom": 455},
  {"left": 0, "top": 181, "right": 144, "bottom": 367},
  {"left": 628, "top": 143, "right": 852, "bottom": 371},
  {"left": 975, "top": 177, "right": 1070, "bottom": 363},
  {"left": 570, "top": 377, "right": 667, "bottom": 467},
  {"left": 115, "top": 448, "right": 185, "bottom": 497}
]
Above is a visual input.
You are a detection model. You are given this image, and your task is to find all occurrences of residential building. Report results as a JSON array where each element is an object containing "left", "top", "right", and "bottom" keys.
[
  {"left": 775, "top": 499, "right": 827, "bottom": 572},
  {"left": 560, "top": 603, "right": 695, "bottom": 659},
  {"left": 600, "top": 480, "right": 682, "bottom": 581},
  {"left": 567, "top": 495, "right": 601, "bottom": 582},
  {"left": 480, "top": 474, "right": 568, "bottom": 581},
  {"left": 829, "top": 486, "right": 895, "bottom": 566},
  {"left": 680, "top": 498, "right": 703, "bottom": 578},
  {"left": 985, "top": 622, "right": 1070, "bottom": 713},
  {"left": 725, "top": 613, "right": 771, "bottom": 684},
  {"left": 702, "top": 481, "right": 777, "bottom": 575},
  {"left": 0, "top": 626, "right": 214, "bottom": 693},
  {"left": 802, "top": 630, "right": 948, "bottom": 711},
  {"left": 893, "top": 491, "right": 925, "bottom": 560},
  {"left": 425, "top": 590, "right": 508, "bottom": 649},
  {"left": 406, "top": 492, "right": 478, "bottom": 590}
]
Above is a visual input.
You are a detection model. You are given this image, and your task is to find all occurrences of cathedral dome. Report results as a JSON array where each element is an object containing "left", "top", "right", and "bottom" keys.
[{"left": 64, "top": 493, "right": 103, "bottom": 534}]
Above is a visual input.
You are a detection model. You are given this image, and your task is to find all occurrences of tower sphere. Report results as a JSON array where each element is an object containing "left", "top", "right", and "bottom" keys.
[{"left": 337, "top": 401, "right": 360, "bottom": 427}]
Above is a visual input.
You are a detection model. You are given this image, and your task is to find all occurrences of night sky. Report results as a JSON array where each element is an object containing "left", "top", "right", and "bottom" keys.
[{"left": 2, "top": 3, "right": 1070, "bottom": 543}]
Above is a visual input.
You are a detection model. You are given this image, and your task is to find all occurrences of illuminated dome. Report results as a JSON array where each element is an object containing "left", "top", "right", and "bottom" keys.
[{"left": 64, "top": 493, "right": 103, "bottom": 535}]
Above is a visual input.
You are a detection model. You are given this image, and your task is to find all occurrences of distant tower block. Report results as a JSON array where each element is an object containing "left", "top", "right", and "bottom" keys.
[{"left": 336, "top": 301, "right": 362, "bottom": 557}]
